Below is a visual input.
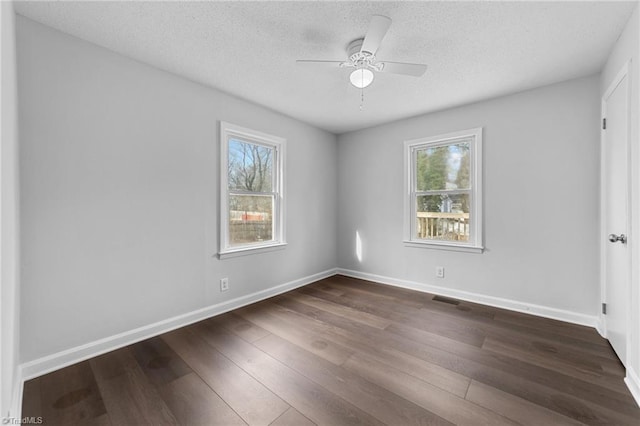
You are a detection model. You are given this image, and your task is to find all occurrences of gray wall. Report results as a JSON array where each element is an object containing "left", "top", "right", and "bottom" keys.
[
  {"left": 1, "top": 1, "right": 21, "bottom": 417},
  {"left": 337, "top": 75, "right": 601, "bottom": 316},
  {"left": 17, "top": 16, "right": 337, "bottom": 363}
]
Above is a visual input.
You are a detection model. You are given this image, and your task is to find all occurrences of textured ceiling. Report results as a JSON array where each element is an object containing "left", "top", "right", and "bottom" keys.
[{"left": 14, "top": 1, "right": 638, "bottom": 134}]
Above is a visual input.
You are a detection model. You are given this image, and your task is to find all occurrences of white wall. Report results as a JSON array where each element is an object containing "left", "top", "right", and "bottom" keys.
[
  {"left": 601, "top": 4, "right": 640, "bottom": 402},
  {"left": 1, "top": 1, "right": 21, "bottom": 419},
  {"left": 337, "top": 75, "right": 601, "bottom": 318},
  {"left": 16, "top": 16, "right": 337, "bottom": 364}
]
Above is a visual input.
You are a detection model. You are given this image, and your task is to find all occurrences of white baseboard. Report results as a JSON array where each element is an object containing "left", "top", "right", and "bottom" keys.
[
  {"left": 20, "top": 268, "right": 338, "bottom": 382},
  {"left": 596, "top": 315, "right": 606, "bottom": 338},
  {"left": 9, "top": 365, "right": 23, "bottom": 421},
  {"left": 336, "top": 268, "right": 598, "bottom": 328},
  {"left": 625, "top": 367, "right": 640, "bottom": 408}
]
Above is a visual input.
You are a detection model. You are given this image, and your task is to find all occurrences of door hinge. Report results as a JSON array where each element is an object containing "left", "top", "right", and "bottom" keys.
[
  {"left": 602, "top": 302, "right": 607, "bottom": 315},
  {"left": 602, "top": 118, "right": 607, "bottom": 130}
]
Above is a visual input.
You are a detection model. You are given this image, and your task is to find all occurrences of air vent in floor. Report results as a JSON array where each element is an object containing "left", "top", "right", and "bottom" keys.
[{"left": 432, "top": 295, "right": 460, "bottom": 305}]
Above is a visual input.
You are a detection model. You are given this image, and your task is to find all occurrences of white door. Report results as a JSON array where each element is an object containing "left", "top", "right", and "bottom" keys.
[{"left": 603, "top": 67, "right": 629, "bottom": 365}]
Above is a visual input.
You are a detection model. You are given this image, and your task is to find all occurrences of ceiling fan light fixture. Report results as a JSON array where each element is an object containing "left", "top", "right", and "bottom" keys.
[{"left": 349, "top": 67, "right": 374, "bottom": 88}]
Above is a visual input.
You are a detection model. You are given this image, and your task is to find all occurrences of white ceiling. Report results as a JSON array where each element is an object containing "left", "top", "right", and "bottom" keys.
[{"left": 14, "top": 1, "right": 638, "bottom": 134}]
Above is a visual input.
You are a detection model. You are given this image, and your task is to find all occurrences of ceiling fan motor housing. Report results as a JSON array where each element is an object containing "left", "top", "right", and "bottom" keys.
[
  {"left": 347, "top": 38, "right": 365, "bottom": 56},
  {"left": 347, "top": 38, "right": 382, "bottom": 71}
]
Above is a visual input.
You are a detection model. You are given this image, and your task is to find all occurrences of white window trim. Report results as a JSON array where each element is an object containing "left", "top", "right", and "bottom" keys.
[
  {"left": 219, "top": 122, "right": 286, "bottom": 259},
  {"left": 403, "top": 127, "right": 484, "bottom": 253}
]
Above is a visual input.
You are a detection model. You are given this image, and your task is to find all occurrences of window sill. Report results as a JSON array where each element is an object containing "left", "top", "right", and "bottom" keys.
[
  {"left": 403, "top": 240, "right": 484, "bottom": 254},
  {"left": 218, "top": 242, "right": 287, "bottom": 259}
]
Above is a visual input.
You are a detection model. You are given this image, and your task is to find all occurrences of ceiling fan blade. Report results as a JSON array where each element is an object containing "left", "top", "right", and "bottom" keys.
[
  {"left": 296, "top": 60, "right": 346, "bottom": 68},
  {"left": 379, "top": 61, "right": 427, "bottom": 77},
  {"left": 361, "top": 15, "right": 392, "bottom": 55}
]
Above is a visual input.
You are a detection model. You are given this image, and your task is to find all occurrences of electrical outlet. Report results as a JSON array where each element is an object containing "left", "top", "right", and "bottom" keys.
[
  {"left": 220, "top": 277, "right": 229, "bottom": 292},
  {"left": 436, "top": 266, "right": 445, "bottom": 278}
]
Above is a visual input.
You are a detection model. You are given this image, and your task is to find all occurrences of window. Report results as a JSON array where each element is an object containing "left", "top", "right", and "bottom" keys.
[
  {"left": 219, "top": 122, "right": 285, "bottom": 258},
  {"left": 404, "top": 128, "right": 483, "bottom": 253}
]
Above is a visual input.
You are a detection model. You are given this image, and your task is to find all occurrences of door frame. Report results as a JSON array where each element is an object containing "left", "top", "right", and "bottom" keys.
[{"left": 599, "top": 60, "right": 632, "bottom": 366}]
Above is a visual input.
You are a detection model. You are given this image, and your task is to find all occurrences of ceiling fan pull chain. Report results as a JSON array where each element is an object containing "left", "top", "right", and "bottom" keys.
[{"left": 360, "top": 82, "right": 364, "bottom": 111}]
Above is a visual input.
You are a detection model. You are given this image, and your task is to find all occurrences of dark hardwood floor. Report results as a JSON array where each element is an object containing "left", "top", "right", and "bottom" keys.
[{"left": 22, "top": 275, "right": 640, "bottom": 425}]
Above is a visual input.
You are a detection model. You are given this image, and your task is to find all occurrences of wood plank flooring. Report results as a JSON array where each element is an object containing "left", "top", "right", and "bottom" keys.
[{"left": 21, "top": 275, "right": 640, "bottom": 425}]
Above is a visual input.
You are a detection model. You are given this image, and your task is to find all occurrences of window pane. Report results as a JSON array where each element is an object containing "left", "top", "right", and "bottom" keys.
[
  {"left": 416, "top": 193, "right": 470, "bottom": 242},
  {"left": 228, "top": 139, "right": 274, "bottom": 192},
  {"left": 229, "top": 194, "right": 274, "bottom": 246},
  {"left": 416, "top": 142, "right": 470, "bottom": 191}
]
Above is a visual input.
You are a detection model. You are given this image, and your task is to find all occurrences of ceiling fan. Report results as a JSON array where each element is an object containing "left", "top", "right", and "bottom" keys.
[{"left": 297, "top": 15, "right": 428, "bottom": 89}]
